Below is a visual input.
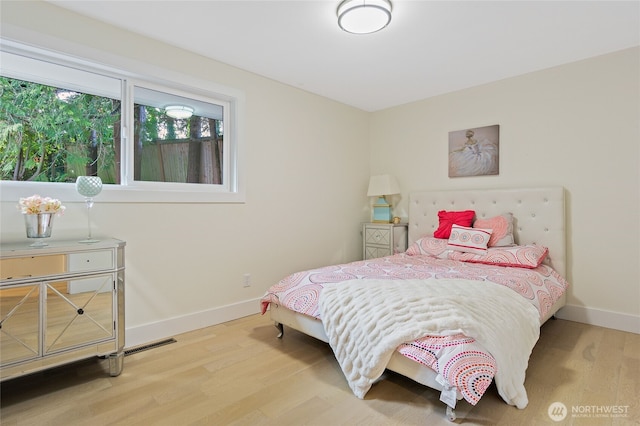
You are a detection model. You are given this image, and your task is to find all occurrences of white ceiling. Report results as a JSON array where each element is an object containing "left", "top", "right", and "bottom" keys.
[{"left": 48, "top": 1, "right": 639, "bottom": 112}]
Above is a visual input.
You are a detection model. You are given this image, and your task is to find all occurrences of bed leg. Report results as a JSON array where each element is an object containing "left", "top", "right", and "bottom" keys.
[
  {"left": 445, "top": 405, "right": 456, "bottom": 422},
  {"left": 274, "top": 322, "right": 284, "bottom": 339}
]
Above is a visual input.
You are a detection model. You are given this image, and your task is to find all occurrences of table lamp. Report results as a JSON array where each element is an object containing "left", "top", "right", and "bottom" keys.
[{"left": 367, "top": 174, "right": 400, "bottom": 223}]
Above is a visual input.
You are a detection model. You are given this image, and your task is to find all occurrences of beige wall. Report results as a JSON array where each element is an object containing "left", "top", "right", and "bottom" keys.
[
  {"left": 0, "top": 1, "right": 371, "bottom": 346},
  {"left": 1, "top": 2, "right": 638, "bottom": 343},
  {"left": 370, "top": 47, "right": 640, "bottom": 332}
]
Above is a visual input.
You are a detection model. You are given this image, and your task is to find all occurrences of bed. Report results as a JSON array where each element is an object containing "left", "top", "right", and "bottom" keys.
[{"left": 260, "top": 187, "right": 568, "bottom": 421}]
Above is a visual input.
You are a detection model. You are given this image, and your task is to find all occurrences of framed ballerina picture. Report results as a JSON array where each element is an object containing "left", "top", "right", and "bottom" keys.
[{"left": 448, "top": 125, "right": 499, "bottom": 177}]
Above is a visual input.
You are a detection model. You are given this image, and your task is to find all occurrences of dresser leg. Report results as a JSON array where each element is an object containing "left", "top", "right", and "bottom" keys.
[{"left": 108, "top": 351, "right": 124, "bottom": 376}]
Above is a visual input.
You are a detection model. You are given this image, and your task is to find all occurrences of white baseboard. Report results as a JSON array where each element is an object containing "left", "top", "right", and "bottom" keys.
[
  {"left": 125, "top": 300, "right": 639, "bottom": 349},
  {"left": 125, "top": 298, "right": 262, "bottom": 348},
  {"left": 555, "top": 304, "right": 640, "bottom": 334}
]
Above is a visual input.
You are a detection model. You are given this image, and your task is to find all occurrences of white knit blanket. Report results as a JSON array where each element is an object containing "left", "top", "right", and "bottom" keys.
[{"left": 318, "top": 278, "right": 540, "bottom": 409}]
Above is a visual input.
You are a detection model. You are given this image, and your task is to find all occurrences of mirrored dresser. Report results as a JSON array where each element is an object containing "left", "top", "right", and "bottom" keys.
[{"left": 0, "top": 238, "right": 125, "bottom": 381}]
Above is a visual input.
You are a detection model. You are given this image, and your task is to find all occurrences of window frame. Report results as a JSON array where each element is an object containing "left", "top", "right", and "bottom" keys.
[{"left": 0, "top": 40, "right": 245, "bottom": 204}]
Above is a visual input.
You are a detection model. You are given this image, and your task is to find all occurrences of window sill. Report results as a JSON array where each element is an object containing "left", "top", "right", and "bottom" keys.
[{"left": 0, "top": 180, "right": 246, "bottom": 204}]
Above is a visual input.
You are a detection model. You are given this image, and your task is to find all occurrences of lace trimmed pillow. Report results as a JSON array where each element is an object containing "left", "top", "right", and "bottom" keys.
[{"left": 446, "top": 224, "right": 492, "bottom": 255}]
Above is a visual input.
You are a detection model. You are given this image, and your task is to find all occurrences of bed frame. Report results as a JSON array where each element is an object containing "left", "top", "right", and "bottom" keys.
[{"left": 269, "top": 187, "right": 567, "bottom": 421}]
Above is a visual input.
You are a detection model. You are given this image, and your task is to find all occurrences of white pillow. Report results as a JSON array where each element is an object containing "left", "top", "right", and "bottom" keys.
[{"left": 447, "top": 224, "right": 492, "bottom": 255}]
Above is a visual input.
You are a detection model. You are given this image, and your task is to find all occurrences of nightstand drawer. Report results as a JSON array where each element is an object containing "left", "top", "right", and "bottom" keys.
[
  {"left": 364, "top": 227, "right": 391, "bottom": 246},
  {"left": 364, "top": 246, "right": 392, "bottom": 259}
]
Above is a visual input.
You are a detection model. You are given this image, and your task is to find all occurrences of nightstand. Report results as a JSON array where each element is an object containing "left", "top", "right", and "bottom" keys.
[{"left": 362, "top": 223, "right": 408, "bottom": 260}]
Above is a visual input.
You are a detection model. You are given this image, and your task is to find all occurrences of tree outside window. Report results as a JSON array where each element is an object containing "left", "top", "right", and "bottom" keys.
[
  {"left": 0, "top": 77, "right": 120, "bottom": 183},
  {"left": 0, "top": 78, "right": 224, "bottom": 186}
]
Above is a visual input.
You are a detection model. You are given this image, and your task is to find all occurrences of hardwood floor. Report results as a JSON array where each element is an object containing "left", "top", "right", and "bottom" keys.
[{"left": 1, "top": 315, "right": 638, "bottom": 425}]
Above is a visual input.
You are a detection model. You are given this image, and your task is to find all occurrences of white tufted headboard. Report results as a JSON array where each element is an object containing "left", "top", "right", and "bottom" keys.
[{"left": 408, "top": 187, "right": 566, "bottom": 277}]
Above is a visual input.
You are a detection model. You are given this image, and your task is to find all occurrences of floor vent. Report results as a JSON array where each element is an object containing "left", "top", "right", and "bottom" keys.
[{"left": 124, "top": 338, "right": 177, "bottom": 356}]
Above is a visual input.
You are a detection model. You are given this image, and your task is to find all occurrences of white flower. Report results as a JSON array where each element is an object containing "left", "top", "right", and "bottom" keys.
[{"left": 18, "top": 195, "right": 66, "bottom": 215}]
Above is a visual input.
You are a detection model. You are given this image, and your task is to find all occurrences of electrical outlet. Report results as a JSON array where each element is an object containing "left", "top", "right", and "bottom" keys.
[{"left": 243, "top": 273, "right": 251, "bottom": 287}]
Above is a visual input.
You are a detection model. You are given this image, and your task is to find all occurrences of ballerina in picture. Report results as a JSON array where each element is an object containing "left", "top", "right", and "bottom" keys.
[{"left": 449, "top": 127, "right": 499, "bottom": 177}]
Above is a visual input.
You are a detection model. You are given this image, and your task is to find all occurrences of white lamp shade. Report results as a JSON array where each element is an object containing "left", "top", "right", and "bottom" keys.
[
  {"left": 337, "top": 0, "right": 392, "bottom": 34},
  {"left": 367, "top": 174, "right": 400, "bottom": 196}
]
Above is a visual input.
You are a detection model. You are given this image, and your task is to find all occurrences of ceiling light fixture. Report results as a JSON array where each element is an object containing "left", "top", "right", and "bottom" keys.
[
  {"left": 165, "top": 105, "right": 194, "bottom": 119},
  {"left": 337, "top": 0, "right": 392, "bottom": 34}
]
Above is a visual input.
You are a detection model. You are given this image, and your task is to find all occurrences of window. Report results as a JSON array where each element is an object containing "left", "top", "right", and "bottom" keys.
[
  {"left": 0, "top": 76, "right": 121, "bottom": 183},
  {"left": 132, "top": 86, "right": 227, "bottom": 186},
  {"left": 0, "top": 41, "right": 244, "bottom": 203}
]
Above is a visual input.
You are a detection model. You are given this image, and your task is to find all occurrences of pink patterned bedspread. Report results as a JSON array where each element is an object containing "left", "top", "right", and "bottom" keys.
[{"left": 260, "top": 252, "right": 568, "bottom": 406}]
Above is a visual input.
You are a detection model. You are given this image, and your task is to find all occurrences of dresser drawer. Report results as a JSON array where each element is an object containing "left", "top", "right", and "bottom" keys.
[
  {"left": 68, "top": 250, "right": 113, "bottom": 272},
  {"left": 1, "top": 250, "right": 114, "bottom": 281},
  {"left": 0, "top": 255, "right": 65, "bottom": 281}
]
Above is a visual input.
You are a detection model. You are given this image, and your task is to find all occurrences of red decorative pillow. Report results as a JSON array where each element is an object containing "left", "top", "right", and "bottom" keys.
[{"left": 433, "top": 210, "right": 475, "bottom": 239}]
